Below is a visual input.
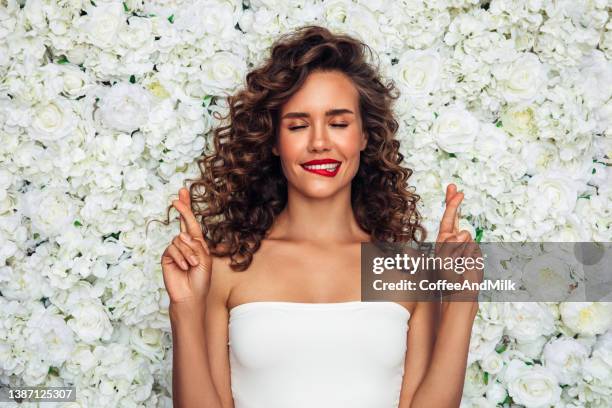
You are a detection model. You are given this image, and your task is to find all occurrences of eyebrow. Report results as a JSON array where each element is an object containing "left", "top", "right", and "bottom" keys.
[{"left": 281, "top": 108, "right": 354, "bottom": 120}]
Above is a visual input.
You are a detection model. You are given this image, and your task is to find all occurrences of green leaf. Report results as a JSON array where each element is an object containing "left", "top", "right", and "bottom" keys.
[
  {"left": 33, "top": 233, "right": 40, "bottom": 240},
  {"left": 502, "top": 395, "right": 512, "bottom": 404},
  {"left": 448, "top": 153, "right": 456, "bottom": 158},
  {"left": 495, "top": 120, "right": 503, "bottom": 128},
  {"left": 578, "top": 193, "right": 591, "bottom": 200},
  {"left": 483, "top": 371, "right": 489, "bottom": 385},
  {"left": 74, "top": 220, "right": 82, "bottom": 227},
  {"left": 57, "top": 55, "right": 69, "bottom": 64},
  {"left": 202, "top": 94, "right": 213, "bottom": 107},
  {"left": 495, "top": 342, "right": 506, "bottom": 354},
  {"left": 475, "top": 227, "right": 484, "bottom": 243},
  {"left": 168, "top": 14, "right": 174, "bottom": 23},
  {"left": 129, "top": 75, "right": 136, "bottom": 84},
  {"left": 433, "top": 112, "right": 438, "bottom": 119},
  {"left": 592, "top": 168, "right": 596, "bottom": 174},
  {"left": 90, "top": 0, "right": 96, "bottom": 6},
  {"left": 48, "top": 366, "right": 60, "bottom": 376},
  {"left": 123, "top": 2, "right": 129, "bottom": 12}
]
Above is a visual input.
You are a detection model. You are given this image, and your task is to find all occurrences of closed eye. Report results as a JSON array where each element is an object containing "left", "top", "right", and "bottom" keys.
[{"left": 288, "top": 124, "right": 348, "bottom": 131}]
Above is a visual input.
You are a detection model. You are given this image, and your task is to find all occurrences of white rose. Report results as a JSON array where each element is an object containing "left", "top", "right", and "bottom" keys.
[
  {"left": 29, "top": 98, "right": 78, "bottom": 142},
  {"left": 464, "top": 363, "right": 487, "bottom": 397},
  {"left": 520, "top": 140, "right": 559, "bottom": 175},
  {"left": 522, "top": 253, "right": 574, "bottom": 301},
  {"left": 526, "top": 171, "right": 579, "bottom": 222},
  {"left": 577, "top": 50, "right": 612, "bottom": 110},
  {"left": 559, "top": 302, "right": 612, "bottom": 336},
  {"left": 21, "top": 186, "right": 79, "bottom": 237},
  {"left": 475, "top": 123, "right": 509, "bottom": 160},
  {"left": 79, "top": 2, "right": 125, "bottom": 50},
  {"left": 199, "top": 51, "right": 247, "bottom": 95},
  {"left": 485, "top": 381, "right": 507, "bottom": 405},
  {"left": 503, "top": 302, "right": 555, "bottom": 342},
  {"left": 516, "top": 335, "right": 547, "bottom": 359},
  {"left": 395, "top": 49, "right": 441, "bottom": 98},
  {"left": 58, "top": 65, "right": 91, "bottom": 98},
  {"left": 432, "top": 105, "right": 480, "bottom": 153},
  {"left": 493, "top": 52, "right": 547, "bottom": 103},
  {"left": 481, "top": 351, "right": 505, "bottom": 375},
  {"left": 118, "top": 16, "right": 153, "bottom": 51},
  {"left": 500, "top": 105, "right": 538, "bottom": 139},
  {"left": 543, "top": 337, "right": 589, "bottom": 385},
  {"left": 98, "top": 82, "right": 152, "bottom": 133},
  {"left": 67, "top": 301, "right": 113, "bottom": 344},
  {"left": 504, "top": 359, "right": 561, "bottom": 408}
]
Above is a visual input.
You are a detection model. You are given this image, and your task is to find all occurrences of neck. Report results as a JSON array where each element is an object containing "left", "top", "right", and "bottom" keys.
[{"left": 269, "top": 183, "right": 368, "bottom": 244}]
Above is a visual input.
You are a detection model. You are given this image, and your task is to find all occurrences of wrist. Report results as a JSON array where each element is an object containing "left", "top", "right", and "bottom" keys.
[{"left": 169, "top": 298, "right": 207, "bottom": 323}]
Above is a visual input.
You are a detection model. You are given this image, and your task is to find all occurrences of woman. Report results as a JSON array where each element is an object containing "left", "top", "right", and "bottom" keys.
[{"left": 160, "top": 25, "right": 480, "bottom": 408}]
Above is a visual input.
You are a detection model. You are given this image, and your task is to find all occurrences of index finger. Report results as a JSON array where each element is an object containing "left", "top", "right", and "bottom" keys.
[
  {"left": 172, "top": 200, "right": 203, "bottom": 240},
  {"left": 439, "top": 191, "right": 463, "bottom": 234}
]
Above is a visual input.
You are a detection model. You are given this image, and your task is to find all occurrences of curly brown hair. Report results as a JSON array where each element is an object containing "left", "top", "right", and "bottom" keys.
[{"left": 148, "top": 24, "right": 427, "bottom": 271}]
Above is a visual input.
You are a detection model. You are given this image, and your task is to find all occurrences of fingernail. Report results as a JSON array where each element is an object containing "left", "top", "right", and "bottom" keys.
[
  {"left": 188, "top": 255, "right": 199, "bottom": 266},
  {"left": 179, "top": 232, "right": 191, "bottom": 242}
]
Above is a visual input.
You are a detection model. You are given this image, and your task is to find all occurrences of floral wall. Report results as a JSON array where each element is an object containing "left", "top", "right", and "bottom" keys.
[{"left": 0, "top": 0, "right": 610, "bottom": 406}]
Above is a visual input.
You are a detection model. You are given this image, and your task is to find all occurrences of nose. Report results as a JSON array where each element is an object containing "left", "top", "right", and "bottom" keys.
[{"left": 308, "top": 122, "right": 332, "bottom": 153}]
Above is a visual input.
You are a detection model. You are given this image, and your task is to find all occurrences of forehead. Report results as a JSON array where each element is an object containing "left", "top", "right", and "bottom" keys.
[{"left": 280, "top": 70, "right": 359, "bottom": 114}]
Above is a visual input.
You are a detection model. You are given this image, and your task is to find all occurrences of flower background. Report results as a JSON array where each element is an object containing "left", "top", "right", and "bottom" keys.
[{"left": 0, "top": 0, "right": 611, "bottom": 406}]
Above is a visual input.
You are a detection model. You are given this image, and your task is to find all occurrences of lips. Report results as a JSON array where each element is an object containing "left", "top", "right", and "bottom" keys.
[{"left": 301, "top": 159, "right": 341, "bottom": 177}]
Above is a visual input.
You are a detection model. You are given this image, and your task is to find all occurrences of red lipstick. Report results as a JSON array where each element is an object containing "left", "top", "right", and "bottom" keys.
[{"left": 300, "top": 159, "right": 341, "bottom": 177}]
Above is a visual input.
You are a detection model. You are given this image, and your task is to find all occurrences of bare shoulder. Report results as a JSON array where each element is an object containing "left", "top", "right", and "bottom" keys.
[{"left": 207, "top": 244, "right": 240, "bottom": 308}]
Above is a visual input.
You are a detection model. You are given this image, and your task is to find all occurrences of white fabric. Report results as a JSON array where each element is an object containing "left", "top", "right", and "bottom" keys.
[{"left": 228, "top": 301, "right": 411, "bottom": 408}]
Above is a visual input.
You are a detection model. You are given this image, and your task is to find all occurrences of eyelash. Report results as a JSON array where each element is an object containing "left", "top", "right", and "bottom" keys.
[{"left": 288, "top": 124, "right": 348, "bottom": 131}]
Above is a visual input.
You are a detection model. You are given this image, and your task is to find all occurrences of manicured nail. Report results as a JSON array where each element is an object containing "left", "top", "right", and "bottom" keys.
[{"left": 188, "top": 255, "right": 199, "bottom": 266}]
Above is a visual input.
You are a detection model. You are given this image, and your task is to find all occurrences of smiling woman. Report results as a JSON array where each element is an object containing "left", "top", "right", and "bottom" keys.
[{"left": 152, "top": 24, "right": 479, "bottom": 408}]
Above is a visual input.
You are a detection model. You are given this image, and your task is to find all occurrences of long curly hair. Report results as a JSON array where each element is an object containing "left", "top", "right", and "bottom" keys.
[{"left": 148, "top": 25, "right": 427, "bottom": 272}]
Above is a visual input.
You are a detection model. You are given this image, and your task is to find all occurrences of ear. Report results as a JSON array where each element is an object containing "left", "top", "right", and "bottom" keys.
[
  {"left": 360, "top": 132, "right": 367, "bottom": 151},
  {"left": 272, "top": 145, "right": 279, "bottom": 156}
]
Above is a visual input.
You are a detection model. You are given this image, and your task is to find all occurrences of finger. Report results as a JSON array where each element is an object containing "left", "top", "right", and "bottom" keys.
[
  {"left": 167, "top": 243, "right": 189, "bottom": 270},
  {"left": 445, "top": 183, "right": 456, "bottom": 204},
  {"left": 172, "top": 199, "right": 203, "bottom": 240},
  {"left": 439, "top": 191, "right": 464, "bottom": 235},
  {"left": 454, "top": 206, "right": 461, "bottom": 233},
  {"left": 173, "top": 236, "right": 199, "bottom": 267},
  {"left": 178, "top": 232, "right": 208, "bottom": 260},
  {"left": 179, "top": 214, "right": 187, "bottom": 233}
]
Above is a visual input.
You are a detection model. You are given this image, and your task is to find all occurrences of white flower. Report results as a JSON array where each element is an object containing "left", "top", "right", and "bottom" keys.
[
  {"left": 526, "top": 171, "right": 579, "bottom": 222},
  {"left": 493, "top": 53, "right": 547, "bottom": 103},
  {"left": 29, "top": 98, "right": 79, "bottom": 142},
  {"left": 21, "top": 186, "right": 79, "bottom": 237},
  {"left": 67, "top": 301, "right": 113, "bottom": 344},
  {"left": 503, "top": 302, "right": 555, "bottom": 342},
  {"left": 394, "top": 49, "right": 441, "bottom": 98},
  {"left": 78, "top": 2, "right": 125, "bottom": 50},
  {"left": 500, "top": 105, "right": 538, "bottom": 139},
  {"left": 481, "top": 351, "right": 505, "bottom": 375},
  {"left": 542, "top": 337, "right": 589, "bottom": 385},
  {"left": 504, "top": 359, "right": 562, "bottom": 408},
  {"left": 559, "top": 302, "right": 612, "bottom": 336},
  {"left": 432, "top": 105, "right": 480, "bottom": 153},
  {"left": 521, "top": 253, "right": 574, "bottom": 301},
  {"left": 199, "top": 51, "right": 247, "bottom": 95},
  {"left": 98, "top": 82, "right": 152, "bottom": 133},
  {"left": 485, "top": 381, "right": 507, "bottom": 405}
]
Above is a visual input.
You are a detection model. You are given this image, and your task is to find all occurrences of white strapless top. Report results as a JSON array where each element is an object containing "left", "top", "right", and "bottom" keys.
[{"left": 228, "top": 301, "right": 411, "bottom": 408}]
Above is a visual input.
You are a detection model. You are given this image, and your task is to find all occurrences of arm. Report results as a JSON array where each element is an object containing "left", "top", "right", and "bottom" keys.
[
  {"left": 407, "top": 301, "right": 478, "bottom": 408},
  {"left": 170, "top": 300, "right": 223, "bottom": 408},
  {"left": 164, "top": 188, "right": 235, "bottom": 408},
  {"left": 398, "top": 301, "right": 439, "bottom": 408}
]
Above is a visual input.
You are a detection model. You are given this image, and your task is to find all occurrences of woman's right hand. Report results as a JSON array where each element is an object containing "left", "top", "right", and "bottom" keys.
[{"left": 161, "top": 187, "right": 212, "bottom": 305}]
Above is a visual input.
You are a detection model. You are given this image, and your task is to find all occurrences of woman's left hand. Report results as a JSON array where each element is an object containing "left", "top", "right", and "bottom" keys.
[{"left": 434, "top": 183, "right": 483, "bottom": 302}]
